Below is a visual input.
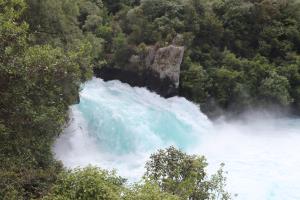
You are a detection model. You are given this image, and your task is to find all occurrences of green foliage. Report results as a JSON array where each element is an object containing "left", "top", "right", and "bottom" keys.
[
  {"left": 78, "top": 0, "right": 104, "bottom": 31},
  {"left": 211, "top": 67, "right": 242, "bottom": 108},
  {"left": 122, "top": 0, "right": 187, "bottom": 44},
  {"left": 2, "top": 0, "right": 300, "bottom": 198},
  {"left": 259, "top": 71, "right": 292, "bottom": 106},
  {"left": 123, "top": 181, "right": 180, "bottom": 200},
  {"left": 44, "top": 168, "right": 179, "bottom": 200},
  {"left": 23, "top": 0, "right": 291, "bottom": 115},
  {"left": 0, "top": 0, "right": 93, "bottom": 199},
  {"left": 0, "top": 0, "right": 28, "bottom": 56},
  {"left": 24, "top": 0, "right": 82, "bottom": 46},
  {"left": 112, "top": 32, "right": 135, "bottom": 67},
  {"left": 43, "top": 167, "right": 124, "bottom": 200},
  {"left": 104, "top": 0, "right": 300, "bottom": 114},
  {"left": 144, "top": 146, "right": 231, "bottom": 200},
  {"left": 42, "top": 148, "right": 230, "bottom": 200},
  {"left": 25, "top": 0, "right": 108, "bottom": 68},
  {"left": 102, "top": 0, "right": 140, "bottom": 14},
  {"left": 180, "top": 61, "right": 211, "bottom": 104}
]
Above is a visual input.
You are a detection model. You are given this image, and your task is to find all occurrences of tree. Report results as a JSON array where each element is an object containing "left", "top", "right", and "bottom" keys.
[
  {"left": 25, "top": 0, "right": 82, "bottom": 46},
  {"left": 180, "top": 62, "right": 211, "bottom": 104},
  {"left": 144, "top": 146, "right": 231, "bottom": 200},
  {"left": 0, "top": 0, "right": 93, "bottom": 199},
  {"left": 259, "top": 71, "right": 292, "bottom": 106},
  {"left": 210, "top": 67, "right": 242, "bottom": 108},
  {"left": 213, "top": 0, "right": 300, "bottom": 61}
]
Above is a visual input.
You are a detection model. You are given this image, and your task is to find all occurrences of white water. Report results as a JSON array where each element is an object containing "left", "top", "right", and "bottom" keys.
[{"left": 54, "top": 78, "right": 300, "bottom": 200}]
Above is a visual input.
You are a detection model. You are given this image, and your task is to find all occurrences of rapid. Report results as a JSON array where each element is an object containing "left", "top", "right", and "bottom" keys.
[{"left": 54, "top": 78, "right": 300, "bottom": 200}]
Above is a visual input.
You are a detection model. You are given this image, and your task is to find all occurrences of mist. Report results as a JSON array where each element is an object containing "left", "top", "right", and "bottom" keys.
[
  {"left": 198, "top": 113, "right": 300, "bottom": 199},
  {"left": 54, "top": 78, "right": 300, "bottom": 200}
]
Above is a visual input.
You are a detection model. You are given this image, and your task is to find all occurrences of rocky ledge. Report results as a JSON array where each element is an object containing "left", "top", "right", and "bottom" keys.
[{"left": 94, "top": 45, "right": 184, "bottom": 98}]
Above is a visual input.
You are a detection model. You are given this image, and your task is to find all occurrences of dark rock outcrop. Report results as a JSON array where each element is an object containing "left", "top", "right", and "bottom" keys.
[
  {"left": 94, "top": 45, "right": 184, "bottom": 97},
  {"left": 147, "top": 45, "right": 184, "bottom": 88}
]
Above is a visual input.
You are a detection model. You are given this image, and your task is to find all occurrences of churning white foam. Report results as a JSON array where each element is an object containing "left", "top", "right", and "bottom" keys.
[{"left": 54, "top": 78, "right": 300, "bottom": 200}]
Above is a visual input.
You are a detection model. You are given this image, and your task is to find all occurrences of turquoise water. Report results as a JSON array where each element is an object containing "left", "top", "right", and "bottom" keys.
[{"left": 54, "top": 78, "right": 300, "bottom": 200}]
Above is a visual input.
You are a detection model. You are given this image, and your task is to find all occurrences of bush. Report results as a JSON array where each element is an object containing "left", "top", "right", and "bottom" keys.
[{"left": 43, "top": 167, "right": 124, "bottom": 200}]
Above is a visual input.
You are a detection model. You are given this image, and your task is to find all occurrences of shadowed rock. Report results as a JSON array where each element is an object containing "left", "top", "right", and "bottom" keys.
[{"left": 95, "top": 45, "right": 184, "bottom": 97}]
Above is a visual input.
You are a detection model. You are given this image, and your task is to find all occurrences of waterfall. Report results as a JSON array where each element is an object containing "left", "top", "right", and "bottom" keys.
[{"left": 54, "top": 78, "right": 300, "bottom": 200}]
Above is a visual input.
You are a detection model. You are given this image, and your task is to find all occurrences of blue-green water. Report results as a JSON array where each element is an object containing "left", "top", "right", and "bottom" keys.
[{"left": 54, "top": 78, "right": 300, "bottom": 200}]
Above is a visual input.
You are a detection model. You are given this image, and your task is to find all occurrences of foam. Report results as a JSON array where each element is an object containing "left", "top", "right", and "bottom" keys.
[{"left": 54, "top": 78, "right": 300, "bottom": 199}]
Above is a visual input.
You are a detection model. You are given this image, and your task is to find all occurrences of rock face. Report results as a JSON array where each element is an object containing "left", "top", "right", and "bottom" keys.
[
  {"left": 95, "top": 45, "right": 184, "bottom": 97},
  {"left": 147, "top": 45, "right": 184, "bottom": 88}
]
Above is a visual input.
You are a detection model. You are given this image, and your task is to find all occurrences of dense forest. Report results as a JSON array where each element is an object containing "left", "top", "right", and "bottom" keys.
[{"left": 0, "top": 0, "right": 299, "bottom": 199}]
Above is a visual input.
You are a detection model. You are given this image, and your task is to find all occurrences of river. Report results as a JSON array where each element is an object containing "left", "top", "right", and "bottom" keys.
[{"left": 54, "top": 78, "right": 300, "bottom": 200}]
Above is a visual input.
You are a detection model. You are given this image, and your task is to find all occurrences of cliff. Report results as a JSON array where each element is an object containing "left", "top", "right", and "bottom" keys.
[{"left": 95, "top": 45, "right": 184, "bottom": 97}]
